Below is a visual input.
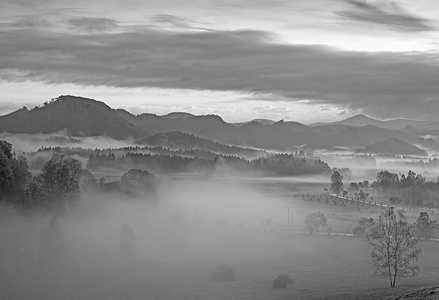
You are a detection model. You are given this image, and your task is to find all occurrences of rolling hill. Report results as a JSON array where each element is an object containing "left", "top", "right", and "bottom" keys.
[
  {"left": 0, "top": 96, "right": 141, "bottom": 139},
  {"left": 1, "top": 96, "right": 435, "bottom": 151},
  {"left": 357, "top": 138, "right": 428, "bottom": 156},
  {"left": 135, "top": 131, "right": 263, "bottom": 157},
  {"left": 311, "top": 114, "right": 434, "bottom": 130}
]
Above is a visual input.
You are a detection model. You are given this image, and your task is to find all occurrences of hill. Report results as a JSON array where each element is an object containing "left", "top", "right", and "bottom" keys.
[
  {"left": 233, "top": 119, "right": 277, "bottom": 126},
  {"left": 0, "top": 96, "right": 141, "bottom": 139},
  {"left": 135, "top": 131, "right": 262, "bottom": 157},
  {"left": 311, "top": 115, "right": 433, "bottom": 130},
  {"left": 357, "top": 138, "right": 428, "bottom": 156},
  {"left": 1, "top": 96, "right": 433, "bottom": 150}
]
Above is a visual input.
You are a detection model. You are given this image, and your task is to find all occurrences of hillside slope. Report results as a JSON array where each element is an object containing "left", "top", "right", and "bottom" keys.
[
  {"left": 311, "top": 115, "right": 433, "bottom": 130},
  {"left": 0, "top": 96, "right": 141, "bottom": 139},
  {"left": 357, "top": 138, "right": 428, "bottom": 156},
  {"left": 135, "top": 131, "right": 262, "bottom": 156}
]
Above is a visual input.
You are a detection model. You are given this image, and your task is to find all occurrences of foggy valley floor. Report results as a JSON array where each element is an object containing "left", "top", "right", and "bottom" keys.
[
  {"left": 1, "top": 176, "right": 439, "bottom": 300},
  {"left": 2, "top": 229, "right": 439, "bottom": 300}
]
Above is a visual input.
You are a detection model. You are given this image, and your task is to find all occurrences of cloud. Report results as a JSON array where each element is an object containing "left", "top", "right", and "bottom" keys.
[
  {"left": 151, "top": 14, "right": 208, "bottom": 31},
  {"left": 1, "top": 27, "right": 439, "bottom": 120},
  {"left": 337, "top": 0, "right": 436, "bottom": 32},
  {"left": 0, "top": 16, "right": 51, "bottom": 29},
  {"left": 68, "top": 17, "right": 118, "bottom": 32}
]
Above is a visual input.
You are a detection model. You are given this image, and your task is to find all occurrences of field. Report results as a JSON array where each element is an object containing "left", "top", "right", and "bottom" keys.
[
  {"left": 2, "top": 229, "right": 439, "bottom": 300},
  {"left": 1, "top": 176, "right": 439, "bottom": 300}
]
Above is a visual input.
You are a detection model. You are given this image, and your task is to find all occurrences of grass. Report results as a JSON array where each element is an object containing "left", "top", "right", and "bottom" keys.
[
  {"left": 2, "top": 230, "right": 439, "bottom": 300},
  {"left": 3, "top": 175, "right": 438, "bottom": 299}
]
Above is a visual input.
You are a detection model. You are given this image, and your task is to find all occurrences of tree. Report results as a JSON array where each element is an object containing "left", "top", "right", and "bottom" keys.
[
  {"left": 304, "top": 212, "right": 327, "bottom": 233},
  {"left": 375, "top": 171, "right": 399, "bottom": 196},
  {"left": 358, "top": 190, "right": 369, "bottom": 201},
  {"left": 348, "top": 182, "right": 359, "bottom": 192},
  {"left": 0, "top": 140, "right": 32, "bottom": 205},
  {"left": 120, "top": 169, "right": 158, "bottom": 197},
  {"left": 366, "top": 209, "right": 422, "bottom": 288},
  {"left": 330, "top": 170, "right": 344, "bottom": 198},
  {"left": 36, "top": 153, "right": 82, "bottom": 210},
  {"left": 413, "top": 212, "right": 438, "bottom": 240},
  {"left": 401, "top": 185, "right": 429, "bottom": 208}
]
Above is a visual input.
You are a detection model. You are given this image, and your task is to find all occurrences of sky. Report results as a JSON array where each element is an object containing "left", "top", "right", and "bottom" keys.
[{"left": 0, "top": 0, "right": 439, "bottom": 123}]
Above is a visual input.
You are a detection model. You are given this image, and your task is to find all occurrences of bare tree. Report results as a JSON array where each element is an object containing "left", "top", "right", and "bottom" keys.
[{"left": 366, "top": 209, "right": 422, "bottom": 288}]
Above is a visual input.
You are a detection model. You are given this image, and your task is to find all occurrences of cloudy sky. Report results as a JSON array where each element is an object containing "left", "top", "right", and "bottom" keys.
[{"left": 1, "top": 0, "right": 439, "bottom": 123}]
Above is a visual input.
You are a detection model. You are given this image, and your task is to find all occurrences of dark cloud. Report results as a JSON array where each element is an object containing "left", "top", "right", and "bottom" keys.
[
  {"left": 1, "top": 27, "right": 439, "bottom": 119},
  {"left": 68, "top": 17, "right": 118, "bottom": 32},
  {"left": 337, "top": 0, "right": 436, "bottom": 32}
]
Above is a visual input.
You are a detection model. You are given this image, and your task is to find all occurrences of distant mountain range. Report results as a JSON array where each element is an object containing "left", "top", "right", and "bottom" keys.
[
  {"left": 310, "top": 114, "right": 434, "bottom": 130},
  {"left": 0, "top": 96, "right": 437, "bottom": 151}
]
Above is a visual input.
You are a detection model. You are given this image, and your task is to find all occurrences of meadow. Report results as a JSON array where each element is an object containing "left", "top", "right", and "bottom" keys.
[{"left": 1, "top": 176, "right": 438, "bottom": 300}]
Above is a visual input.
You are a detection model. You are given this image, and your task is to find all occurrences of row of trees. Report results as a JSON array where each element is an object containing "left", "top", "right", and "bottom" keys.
[
  {"left": 87, "top": 152, "right": 331, "bottom": 176},
  {"left": 329, "top": 169, "right": 439, "bottom": 208},
  {"left": 372, "top": 170, "right": 439, "bottom": 208}
]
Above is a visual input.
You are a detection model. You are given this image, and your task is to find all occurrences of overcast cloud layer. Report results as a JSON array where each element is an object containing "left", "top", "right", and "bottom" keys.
[{"left": 1, "top": 0, "right": 439, "bottom": 122}]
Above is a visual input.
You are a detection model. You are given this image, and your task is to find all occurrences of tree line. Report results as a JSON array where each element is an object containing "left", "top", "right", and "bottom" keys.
[
  {"left": 86, "top": 152, "right": 331, "bottom": 176},
  {"left": 1, "top": 140, "right": 159, "bottom": 211},
  {"left": 372, "top": 170, "right": 439, "bottom": 208},
  {"left": 1, "top": 140, "right": 81, "bottom": 211}
]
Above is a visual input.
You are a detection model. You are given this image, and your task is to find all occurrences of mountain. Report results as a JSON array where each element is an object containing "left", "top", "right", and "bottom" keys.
[
  {"left": 357, "top": 138, "right": 428, "bottom": 156},
  {"left": 0, "top": 96, "right": 429, "bottom": 150},
  {"left": 311, "top": 115, "right": 434, "bottom": 130},
  {"left": 135, "top": 131, "right": 262, "bottom": 156},
  {"left": 0, "top": 96, "right": 141, "bottom": 139}
]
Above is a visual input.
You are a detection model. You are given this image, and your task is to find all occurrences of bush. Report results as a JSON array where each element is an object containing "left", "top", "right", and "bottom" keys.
[
  {"left": 212, "top": 265, "right": 235, "bottom": 282},
  {"left": 272, "top": 274, "right": 293, "bottom": 289},
  {"left": 352, "top": 225, "right": 365, "bottom": 237},
  {"left": 327, "top": 227, "right": 333, "bottom": 235}
]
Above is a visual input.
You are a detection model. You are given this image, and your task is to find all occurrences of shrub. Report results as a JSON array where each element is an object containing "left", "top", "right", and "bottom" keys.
[
  {"left": 272, "top": 274, "right": 293, "bottom": 289},
  {"left": 327, "top": 227, "right": 333, "bottom": 235},
  {"left": 212, "top": 265, "right": 235, "bottom": 282},
  {"left": 352, "top": 225, "right": 365, "bottom": 237}
]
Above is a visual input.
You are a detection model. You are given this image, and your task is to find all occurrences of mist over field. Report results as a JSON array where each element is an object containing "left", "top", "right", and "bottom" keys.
[{"left": 3, "top": 0, "right": 439, "bottom": 298}]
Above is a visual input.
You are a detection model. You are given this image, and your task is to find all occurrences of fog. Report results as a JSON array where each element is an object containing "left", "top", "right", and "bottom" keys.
[
  {"left": 3, "top": 133, "right": 439, "bottom": 298},
  {"left": 1, "top": 177, "right": 317, "bottom": 299},
  {"left": 1, "top": 132, "right": 135, "bottom": 153}
]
